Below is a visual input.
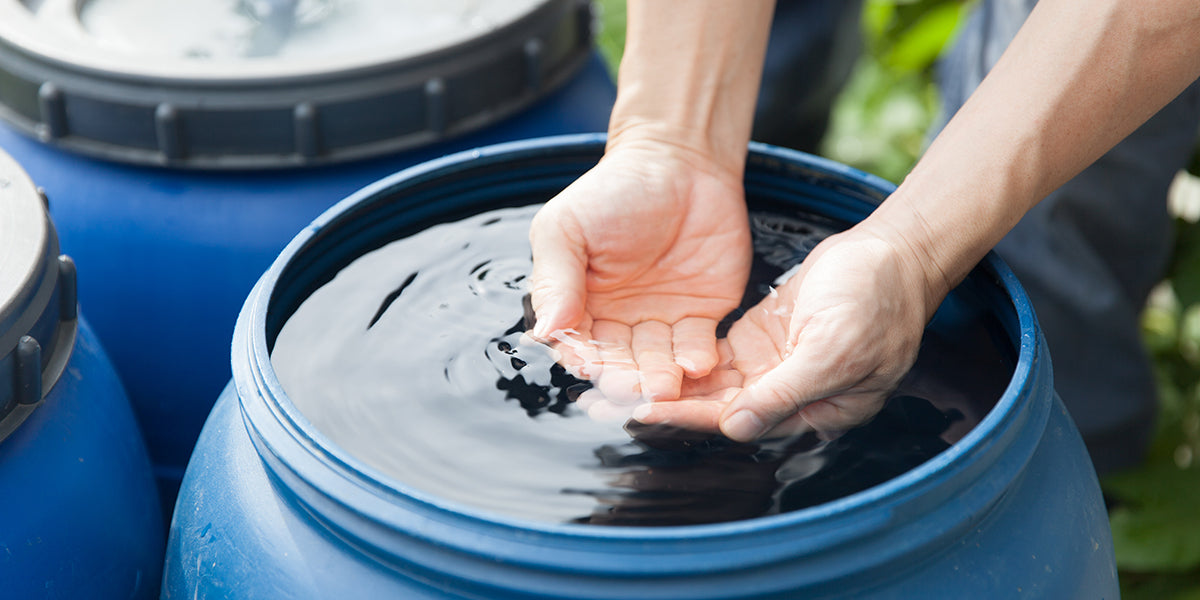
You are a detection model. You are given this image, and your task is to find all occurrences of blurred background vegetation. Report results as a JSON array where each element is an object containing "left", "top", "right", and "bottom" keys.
[{"left": 594, "top": 0, "right": 1200, "bottom": 597}]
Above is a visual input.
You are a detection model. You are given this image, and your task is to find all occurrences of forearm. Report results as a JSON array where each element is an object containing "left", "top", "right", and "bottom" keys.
[
  {"left": 871, "top": 0, "right": 1200, "bottom": 314},
  {"left": 607, "top": 0, "right": 776, "bottom": 177}
]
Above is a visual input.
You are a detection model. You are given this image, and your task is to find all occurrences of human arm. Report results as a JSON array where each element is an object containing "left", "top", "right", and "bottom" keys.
[
  {"left": 633, "top": 0, "right": 1200, "bottom": 440},
  {"left": 527, "top": 0, "right": 776, "bottom": 403}
]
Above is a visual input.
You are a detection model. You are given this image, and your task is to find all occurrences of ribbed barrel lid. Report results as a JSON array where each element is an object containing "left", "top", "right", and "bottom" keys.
[
  {"left": 0, "top": 147, "right": 76, "bottom": 442},
  {"left": 0, "top": 0, "right": 594, "bottom": 169}
]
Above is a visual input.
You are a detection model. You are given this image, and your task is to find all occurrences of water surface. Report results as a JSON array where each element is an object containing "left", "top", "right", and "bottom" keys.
[{"left": 272, "top": 203, "right": 1015, "bottom": 525}]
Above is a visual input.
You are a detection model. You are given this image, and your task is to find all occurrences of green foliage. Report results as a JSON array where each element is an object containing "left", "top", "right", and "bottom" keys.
[
  {"left": 1107, "top": 461, "right": 1200, "bottom": 573},
  {"left": 593, "top": 0, "right": 626, "bottom": 80},
  {"left": 821, "top": 55, "right": 938, "bottom": 183},
  {"left": 863, "top": 0, "right": 972, "bottom": 74},
  {"left": 1108, "top": 218, "right": 1200, "bottom": 589},
  {"left": 1105, "top": 389, "right": 1200, "bottom": 574},
  {"left": 1170, "top": 220, "right": 1200, "bottom": 309},
  {"left": 1121, "top": 572, "right": 1200, "bottom": 600},
  {"left": 822, "top": 0, "right": 972, "bottom": 183}
]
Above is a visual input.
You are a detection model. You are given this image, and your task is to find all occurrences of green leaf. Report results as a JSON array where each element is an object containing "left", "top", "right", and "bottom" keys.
[
  {"left": 593, "top": 0, "right": 627, "bottom": 79},
  {"left": 862, "top": 0, "right": 896, "bottom": 43},
  {"left": 883, "top": 3, "right": 968, "bottom": 73},
  {"left": 1105, "top": 461, "right": 1200, "bottom": 572},
  {"left": 1121, "top": 570, "right": 1200, "bottom": 600},
  {"left": 822, "top": 56, "right": 939, "bottom": 182}
]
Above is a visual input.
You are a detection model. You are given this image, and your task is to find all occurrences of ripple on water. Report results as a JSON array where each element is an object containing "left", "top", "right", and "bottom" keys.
[{"left": 271, "top": 204, "right": 1013, "bottom": 526}]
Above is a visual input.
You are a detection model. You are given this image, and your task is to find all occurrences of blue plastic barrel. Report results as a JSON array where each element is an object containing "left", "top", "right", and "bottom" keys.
[
  {"left": 0, "top": 148, "right": 163, "bottom": 598},
  {"left": 0, "top": 0, "right": 615, "bottom": 507},
  {"left": 163, "top": 135, "right": 1118, "bottom": 598}
]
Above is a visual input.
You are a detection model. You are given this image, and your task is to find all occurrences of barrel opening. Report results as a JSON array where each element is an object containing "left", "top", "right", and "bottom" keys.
[{"left": 254, "top": 137, "right": 1025, "bottom": 528}]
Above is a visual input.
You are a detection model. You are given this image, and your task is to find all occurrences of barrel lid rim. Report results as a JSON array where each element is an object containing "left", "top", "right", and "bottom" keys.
[
  {"left": 237, "top": 134, "right": 1047, "bottom": 545},
  {"left": 0, "top": 147, "right": 49, "bottom": 337},
  {"left": 0, "top": 0, "right": 594, "bottom": 169},
  {"left": 0, "top": 146, "right": 74, "bottom": 441}
]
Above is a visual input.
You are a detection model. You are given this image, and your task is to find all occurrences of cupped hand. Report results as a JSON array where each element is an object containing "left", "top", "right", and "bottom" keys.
[
  {"left": 528, "top": 141, "right": 752, "bottom": 406},
  {"left": 631, "top": 225, "right": 940, "bottom": 441}
]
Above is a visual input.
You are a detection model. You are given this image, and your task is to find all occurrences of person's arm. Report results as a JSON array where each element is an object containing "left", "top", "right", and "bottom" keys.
[
  {"left": 604, "top": 0, "right": 776, "bottom": 176},
  {"left": 527, "top": 1, "right": 775, "bottom": 407},
  {"left": 635, "top": 0, "right": 1200, "bottom": 440},
  {"left": 874, "top": 0, "right": 1200, "bottom": 309}
]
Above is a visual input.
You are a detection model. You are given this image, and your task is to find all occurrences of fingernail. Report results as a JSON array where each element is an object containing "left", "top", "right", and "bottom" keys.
[
  {"left": 631, "top": 404, "right": 653, "bottom": 422},
  {"left": 723, "top": 410, "right": 767, "bottom": 441}
]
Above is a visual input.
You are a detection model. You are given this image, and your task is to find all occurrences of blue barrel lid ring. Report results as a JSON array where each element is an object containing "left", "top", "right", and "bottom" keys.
[
  {"left": 224, "top": 134, "right": 1065, "bottom": 597},
  {"left": 0, "top": 148, "right": 78, "bottom": 441},
  {"left": 0, "top": 0, "right": 596, "bottom": 169}
]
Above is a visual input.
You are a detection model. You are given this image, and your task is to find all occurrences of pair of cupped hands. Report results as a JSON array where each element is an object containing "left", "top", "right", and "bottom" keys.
[{"left": 527, "top": 142, "right": 936, "bottom": 442}]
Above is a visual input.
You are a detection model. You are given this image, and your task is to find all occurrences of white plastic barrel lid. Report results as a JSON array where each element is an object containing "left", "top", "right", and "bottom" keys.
[
  {"left": 0, "top": 150, "right": 47, "bottom": 326},
  {"left": 20, "top": 0, "right": 542, "bottom": 75},
  {"left": 0, "top": 0, "right": 594, "bottom": 167}
]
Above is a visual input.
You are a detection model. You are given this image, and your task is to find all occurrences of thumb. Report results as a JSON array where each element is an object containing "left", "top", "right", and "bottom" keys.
[
  {"left": 718, "top": 366, "right": 814, "bottom": 442},
  {"left": 528, "top": 216, "right": 588, "bottom": 339}
]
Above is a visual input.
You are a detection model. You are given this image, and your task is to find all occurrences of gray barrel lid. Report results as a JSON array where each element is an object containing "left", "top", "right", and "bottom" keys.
[
  {"left": 0, "top": 147, "right": 77, "bottom": 442},
  {"left": 0, "top": 0, "right": 595, "bottom": 169}
]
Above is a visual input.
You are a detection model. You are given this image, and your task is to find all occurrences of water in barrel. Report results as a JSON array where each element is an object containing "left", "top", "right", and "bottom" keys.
[{"left": 271, "top": 204, "right": 1015, "bottom": 526}]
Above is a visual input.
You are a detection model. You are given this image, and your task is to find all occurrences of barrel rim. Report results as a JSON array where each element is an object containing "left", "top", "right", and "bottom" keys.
[
  {"left": 0, "top": 149, "right": 48, "bottom": 328},
  {"left": 231, "top": 133, "right": 1051, "bottom": 590},
  {"left": 0, "top": 147, "right": 78, "bottom": 441}
]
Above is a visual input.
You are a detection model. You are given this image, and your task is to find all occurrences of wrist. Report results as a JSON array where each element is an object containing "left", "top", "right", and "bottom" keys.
[
  {"left": 606, "top": 0, "right": 775, "bottom": 178},
  {"left": 604, "top": 122, "right": 746, "bottom": 182},
  {"left": 851, "top": 208, "right": 958, "bottom": 322}
]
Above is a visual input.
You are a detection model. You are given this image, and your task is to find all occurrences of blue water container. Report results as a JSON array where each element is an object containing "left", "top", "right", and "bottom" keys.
[
  {"left": 0, "top": 148, "right": 163, "bottom": 598},
  {"left": 0, "top": 0, "right": 615, "bottom": 505},
  {"left": 163, "top": 135, "right": 1118, "bottom": 598}
]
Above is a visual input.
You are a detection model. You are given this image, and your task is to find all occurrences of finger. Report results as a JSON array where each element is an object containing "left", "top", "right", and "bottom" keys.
[
  {"left": 631, "top": 320, "right": 682, "bottom": 401},
  {"left": 540, "top": 327, "right": 600, "bottom": 380},
  {"left": 670, "top": 317, "right": 722, "bottom": 378},
  {"left": 717, "top": 361, "right": 821, "bottom": 442},
  {"left": 630, "top": 390, "right": 735, "bottom": 431},
  {"left": 742, "top": 293, "right": 790, "bottom": 350},
  {"left": 528, "top": 210, "right": 588, "bottom": 339},
  {"left": 725, "top": 316, "right": 785, "bottom": 381},
  {"left": 720, "top": 304, "right": 870, "bottom": 441},
  {"left": 575, "top": 386, "right": 602, "bottom": 412},
  {"left": 679, "top": 363, "right": 743, "bottom": 398},
  {"left": 631, "top": 393, "right": 814, "bottom": 441},
  {"left": 578, "top": 389, "right": 635, "bottom": 423},
  {"left": 679, "top": 338, "right": 741, "bottom": 397},
  {"left": 717, "top": 351, "right": 885, "bottom": 442},
  {"left": 591, "top": 320, "right": 643, "bottom": 405}
]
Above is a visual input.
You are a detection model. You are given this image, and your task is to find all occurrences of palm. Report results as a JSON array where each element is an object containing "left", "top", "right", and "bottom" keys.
[
  {"left": 529, "top": 147, "right": 751, "bottom": 405},
  {"left": 579, "top": 168, "right": 748, "bottom": 325}
]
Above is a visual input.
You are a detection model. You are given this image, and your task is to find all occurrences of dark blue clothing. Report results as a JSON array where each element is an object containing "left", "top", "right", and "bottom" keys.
[{"left": 755, "top": 0, "right": 1200, "bottom": 474}]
